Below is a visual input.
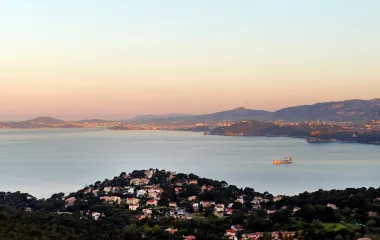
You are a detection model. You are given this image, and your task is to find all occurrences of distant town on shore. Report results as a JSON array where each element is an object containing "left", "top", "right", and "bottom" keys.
[{"left": 1, "top": 98, "right": 380, "bottom": 145}]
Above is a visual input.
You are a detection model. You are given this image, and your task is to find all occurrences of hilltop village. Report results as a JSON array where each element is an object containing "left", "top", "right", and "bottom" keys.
[{"left": 1, "top": 168, "right": 380, "bottom": 240}]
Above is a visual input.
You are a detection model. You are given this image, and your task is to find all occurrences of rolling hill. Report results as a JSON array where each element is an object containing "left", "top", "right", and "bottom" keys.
[
  {"left": 1, "top": 98, "right": 379, "bottom": 128},
  {"left": 274, "top": 98, "right": 380, "bottom": 122},
  {"left": 128, "top": 107, "right": 273, "bottom": 124},
  {"left": 129, "top": 98, "right": 380, "bottom": 124}
]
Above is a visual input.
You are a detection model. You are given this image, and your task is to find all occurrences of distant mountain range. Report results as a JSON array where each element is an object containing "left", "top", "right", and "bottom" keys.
[
  {"left": 129, "top": 98, "right": 380, "bottom": 124},
  {"left": 189, "top": 107, "right": 271, "bottom": 122},
  {"left": 0, "top": 117, "right": 121, "bottom": 129},
  {"left": 24, "top": 116, "right": 66, "bottom": 125},
  {"left": 130, "top": 113, "right": 193, "bottom": 121},
  {"left": 274, "top": 98, "right": 380, "bottom": 121},
  {"left": 127, "top": 107, "right": 272, "bottom": 124},
  {"left": 1, "top": 98, "right": 379, "bottom": 128}
]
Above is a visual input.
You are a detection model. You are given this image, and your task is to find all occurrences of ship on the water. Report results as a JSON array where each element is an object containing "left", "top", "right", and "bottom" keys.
[{"left": 273, "top": 156, "right": 292, "bottom": 164}]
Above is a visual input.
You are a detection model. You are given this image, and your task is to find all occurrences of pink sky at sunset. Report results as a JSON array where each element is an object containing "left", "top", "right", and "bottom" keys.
[{"left": 1, "top": 1, "right": 379, "bottom": 121}]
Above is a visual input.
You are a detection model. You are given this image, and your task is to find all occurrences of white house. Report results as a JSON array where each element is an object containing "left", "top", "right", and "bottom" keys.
[
  {"left": 192, "top": 203, "right": 199, "bottom": 212},
  {"left": 200, "top": 201, "right": 215, "bottom": 207},
  {"left": 143, "top": 208, "right": 152, "bottom": 216},
  {"left": 137, "top": 190, "right": 147, "bottom": 197},
  {"left": 231, "top": 225, "right": 244, "bottom": 232},
  {"left": 92, "top": 212, "right": 102, "bottom": 220},
  {"left": 127, "top": 187, "right": 135, "bottom": 194},
  {"left": 214, "top": 204, "right": 225, "bottom": 212},
  {"left": 327, "top": 203, "right": 338, "bottom": 210},
  {"left": 293, "top": 207, "right": 301, "bottom": 213}
]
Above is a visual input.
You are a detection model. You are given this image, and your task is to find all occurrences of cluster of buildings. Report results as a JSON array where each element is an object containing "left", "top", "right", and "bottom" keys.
[
  {"left": 24, "top": 168, "right": 379, "bottom": 240},
  {"left": 225, "top": 226, "right": 296, "bottom": 240}
]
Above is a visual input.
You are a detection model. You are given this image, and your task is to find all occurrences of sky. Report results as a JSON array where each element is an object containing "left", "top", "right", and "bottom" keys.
[{"left": 1, "top": 0, "right": 380, "bottom": 120}]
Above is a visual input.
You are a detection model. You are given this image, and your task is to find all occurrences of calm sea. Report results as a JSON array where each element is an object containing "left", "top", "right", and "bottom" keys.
[{"left": 0, "top": 129, "right": 379, "bottom": 198}]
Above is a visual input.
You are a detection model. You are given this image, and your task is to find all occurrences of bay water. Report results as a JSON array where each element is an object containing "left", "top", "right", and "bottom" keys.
[{"left": 1, "top": 129, "right": 379, "bottom": 198}]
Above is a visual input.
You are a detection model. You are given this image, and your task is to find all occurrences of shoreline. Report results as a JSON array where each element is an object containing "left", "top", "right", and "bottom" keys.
[
  {"left": 207, "top": 133, "right": 380, "bottom": 146},
  {"left": 306, "top": 137, "right": 380, "bottom": 145},
  {"left": 2, "top": 127, "right": 379, "bottom": 146}
]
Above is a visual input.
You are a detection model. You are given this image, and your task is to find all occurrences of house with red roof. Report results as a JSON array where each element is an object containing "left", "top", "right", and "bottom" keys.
[
  {"left": 266, "top": 210, "right": 276, "bottom": 215},
  {"left": 231, "top": 224, "right": 244, "bottom": 232},
  {"left": 201, "top": 185, "right": 213, "bottom": 192},
  {"left": 142, "top": 208, "right": 152, "bottom": 216},
  {"left": 135, "top": 215, "right": 145, "bottom": 221},
  {"left": 214, "top": 204, "right": 225, "bottom": 212},
  {"left": 183, "top": 236, "right": 196, "bottom": 240},
  {"left": 200, "top": 201, "right": 215, "bottom": 207},
  {"left": 271, "top": 231, "right": 296, "bottom": 239},
  {"left": 189, "top": 180, "right": 198, "bottom": 184},
  {"left": 242, "top": 232, "right": 263, "bottom": 240},
  {"left": 175, "top": 187, "right": 183, "bottom": 194},
  {"left": 369, "top": 211, "right": 377, "bottom": 216},
  {"left": 225, "top": 208, "right": 234, "bottom": 215},
  {"left": 127, "top": 198, "right": 139, "bottom": 205},
  {"left": 225, "top": 229, "right": 236, "bottom": 239},
  {"left": 146, "top": 199, "right": 158, "bottom": 206},
  {"left": 165, "top": 228, "right": 178, "bottom": 234},
  {"left": 65, "top": 197, "right": 76, "bottom": 207}
]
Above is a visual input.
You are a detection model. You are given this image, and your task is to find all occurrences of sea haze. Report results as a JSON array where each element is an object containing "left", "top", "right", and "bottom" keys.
[{"left": 0, "top": 129, "right": 379, "bottom": 198}]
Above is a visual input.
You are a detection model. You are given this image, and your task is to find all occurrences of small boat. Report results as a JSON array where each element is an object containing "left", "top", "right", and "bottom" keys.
[{"left": 273, "top": 156, "right": 292, "bottom": 164}]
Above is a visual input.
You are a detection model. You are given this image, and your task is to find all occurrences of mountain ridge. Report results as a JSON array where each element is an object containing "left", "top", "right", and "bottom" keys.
[
  {"left": 1, "top": 98, "right": 379, "bottom": 126},
  {"left": 129, "top": 98, "right": 380, "bottom": 124}
]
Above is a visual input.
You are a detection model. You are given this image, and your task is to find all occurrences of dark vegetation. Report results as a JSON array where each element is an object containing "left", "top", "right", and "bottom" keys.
[
  {"left": 309, "top": 132, "right": 380, "bottom": 145},
  {"left": 1, "top": 169, "right": 380, "bottom": 240}
]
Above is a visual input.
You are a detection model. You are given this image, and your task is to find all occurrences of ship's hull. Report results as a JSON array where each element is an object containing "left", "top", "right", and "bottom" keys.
[{"left": 273, "top": 160, "right": 292, "bottom": 164}]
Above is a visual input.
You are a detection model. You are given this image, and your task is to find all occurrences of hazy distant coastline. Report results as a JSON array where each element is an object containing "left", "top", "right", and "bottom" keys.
[{"left": 1, "top": 98, "right": 380, "bottom": 146}]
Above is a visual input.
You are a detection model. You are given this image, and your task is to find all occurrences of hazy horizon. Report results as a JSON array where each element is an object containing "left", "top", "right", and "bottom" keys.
[
  {"left": 1, "top": 1, "right": 380, "bottom": 120},
  {"left": 1, "top": 97, "right": 379, "bottom": 122}
]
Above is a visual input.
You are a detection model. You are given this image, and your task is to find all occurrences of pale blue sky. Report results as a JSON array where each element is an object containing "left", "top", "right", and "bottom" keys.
[{"left": 1, "top": 1, "right": 379, "bottom": 120}]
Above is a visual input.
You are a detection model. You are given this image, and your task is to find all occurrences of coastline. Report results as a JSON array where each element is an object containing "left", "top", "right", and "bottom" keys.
[
  {"left": 206, "top": 132, "right": 380, "bottom": 146},
  {"left": 306, "top": 137, "right": 380, "bottom": 145},
  {"left": 2, "top": 127, "right": 379, "bottom": 146}
]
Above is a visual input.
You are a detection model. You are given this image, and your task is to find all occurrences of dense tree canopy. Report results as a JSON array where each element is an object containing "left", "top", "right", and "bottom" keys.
[{"left": 1, "top": 169, "right": 380, "bottom": 240}]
